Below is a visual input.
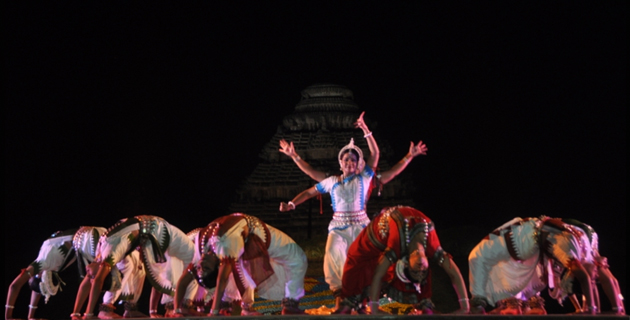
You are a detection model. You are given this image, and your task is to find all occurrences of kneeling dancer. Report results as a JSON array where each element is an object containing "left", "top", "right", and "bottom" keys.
[
  {"left": 335, "top": 206, "right": 469, "bottom": 315},
  {"left": 173, "top": 213, "right": 308, "bottom": 316}
]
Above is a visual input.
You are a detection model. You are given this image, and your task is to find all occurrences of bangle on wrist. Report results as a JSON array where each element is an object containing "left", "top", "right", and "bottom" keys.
[
  {"left": 363, "top": 131, "right": 372, "bottom": 138},
  {"left": 149, "top": 309, "right": 159, "bottom": 314},
  {"left": 292, "top": 155, "right": 301, "bottom": 161},
  {"left": 403, "top": 155, "right": 412, "bottom": 163},
  {"left": 459, "top": 298, "right": 469, "bottom": 302},
  {"left": 70, "top": 313, "right": 81, "bottom": 317},
  {"left": 29, "top": 304, "right": 38, "bottom": 309},
  {"left": 175, "top": 308, "right": 184, "bottom": 314},
  {"left": 6, "top": 305, "right": 15, "bottom": 309},
  {"left": 287, "top": 201, "right": 296, "bottom": 210},
  {"left": 210, "top": 308, "right": 220, "bottom": 315},
  {"left": 84, "top": 313, "right": 94, "bottom": 317}
]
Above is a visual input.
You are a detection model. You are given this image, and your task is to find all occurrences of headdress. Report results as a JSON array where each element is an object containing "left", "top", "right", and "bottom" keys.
[{"left": 338, "top": 138, "right": 365, "bottom": 173}]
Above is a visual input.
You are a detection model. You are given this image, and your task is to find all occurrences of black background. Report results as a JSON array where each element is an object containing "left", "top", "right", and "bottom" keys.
[{"left": 5, "top": 1, "right": 626, "bottom": 317}]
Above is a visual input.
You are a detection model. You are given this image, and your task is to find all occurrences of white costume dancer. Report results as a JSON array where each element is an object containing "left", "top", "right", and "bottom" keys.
[
  {"left": 468, "top": 216, "right": 625, "bottom": 315},
  {"left": 79, "top": 216, "right": 194, "bottom": 319},
  {"left": 279, "top": 111, "right": 380, "bottom": 310},
  {"left": 280, "top": 138, "right": 378, "bottom": 294},
  {"left": 314, "top": 140, "right": 374, "bottom": 294},
  {"left": 5, "top": 227, "right": 146, "bottom": 320},
  {"left": 174, "top": 213, "right": 307, "bottom": 316}
]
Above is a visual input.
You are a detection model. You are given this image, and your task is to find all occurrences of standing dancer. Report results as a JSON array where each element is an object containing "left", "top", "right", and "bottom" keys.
[{"left": 279, "top": 111, "right": 378, "bottom": 310}]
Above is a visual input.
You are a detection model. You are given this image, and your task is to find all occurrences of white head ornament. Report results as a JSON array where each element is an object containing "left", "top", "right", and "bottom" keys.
[{"left": 338, "top": 138, "right": 365, "bottom": 173}]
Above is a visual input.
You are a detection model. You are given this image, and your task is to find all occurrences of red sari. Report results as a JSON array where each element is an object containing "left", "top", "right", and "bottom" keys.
[{"left": 341, "top": 206, "right": 444, "bottom": 302}]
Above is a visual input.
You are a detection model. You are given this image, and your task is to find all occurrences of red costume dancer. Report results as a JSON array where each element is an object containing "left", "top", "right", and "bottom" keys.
[{"left": 336, "top": 206, "right": 469, "bottom": 314}]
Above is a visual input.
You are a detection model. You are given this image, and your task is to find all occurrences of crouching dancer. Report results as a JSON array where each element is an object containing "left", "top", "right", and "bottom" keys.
[
  {"left": 334, "top": 206, "right": 470, "bottom": 315},
  {"left": 6, "top": 226, "right": 146, "bottom": 320},
  {"left": 173, "top": 213, "right": 308, "bottom": 316},
  {"left": 75, "top": 216, "right": 194, "bottom": 319},
  {"left": 468, "top": 216, "right": 625, "bottom": 315}
]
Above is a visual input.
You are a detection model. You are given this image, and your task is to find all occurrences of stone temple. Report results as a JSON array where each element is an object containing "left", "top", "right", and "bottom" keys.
[{"left": 229, "top": 83, "right": 416, "bottom": 239}]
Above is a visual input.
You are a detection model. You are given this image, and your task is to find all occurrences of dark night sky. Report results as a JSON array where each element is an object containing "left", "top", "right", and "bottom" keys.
[{"left": 4, "top": 1, "right": 626, "bottom": 317}]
